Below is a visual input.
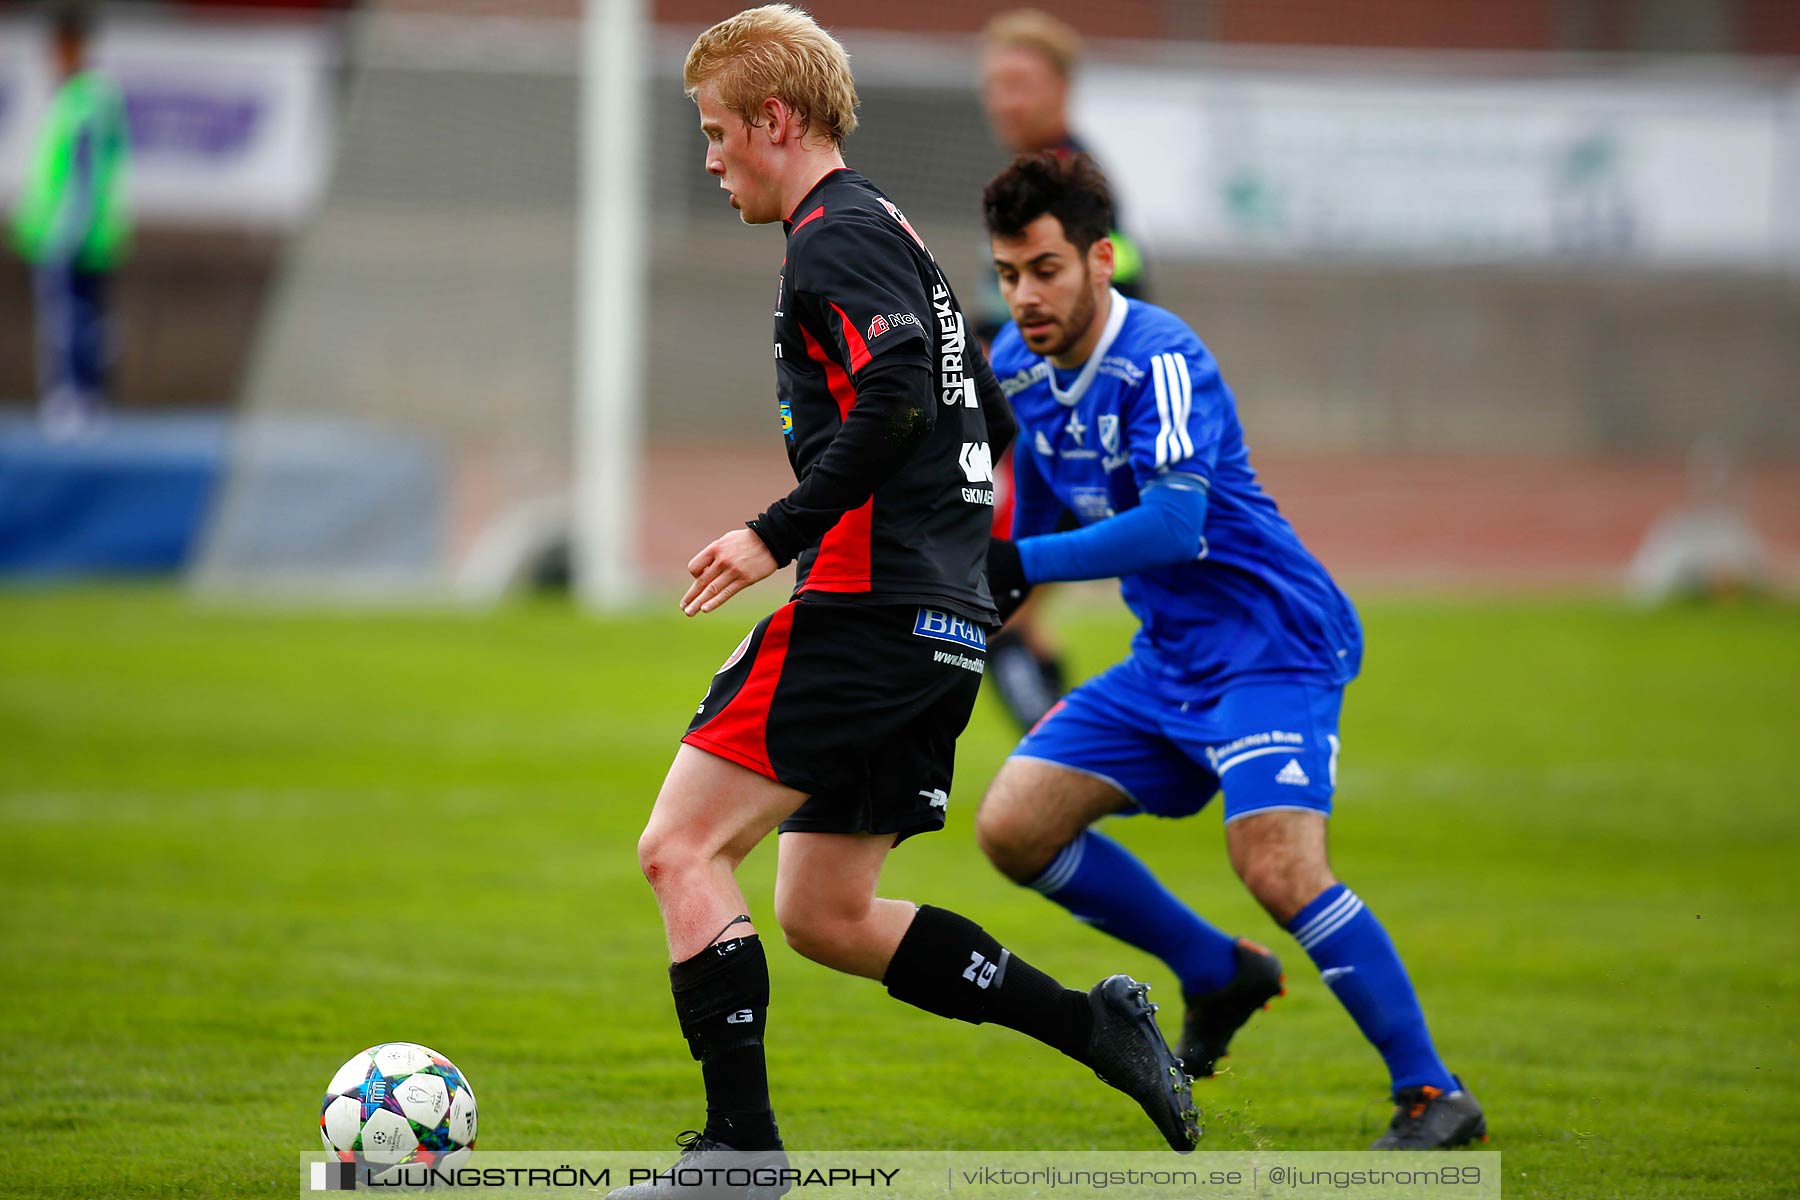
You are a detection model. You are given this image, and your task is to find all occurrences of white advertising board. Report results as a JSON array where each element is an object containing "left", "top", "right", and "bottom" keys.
[
  {"left": 0, "top": 14, "right": 336, "bottom": 227},
  {"left": 1077, "top": 63, "right": 1800, "bottom": 267}
]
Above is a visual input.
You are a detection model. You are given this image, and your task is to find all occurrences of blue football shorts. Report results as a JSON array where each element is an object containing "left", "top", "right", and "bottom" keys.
[{"left": 1009, "top": 655, "right": 1344, "bottom": 823}]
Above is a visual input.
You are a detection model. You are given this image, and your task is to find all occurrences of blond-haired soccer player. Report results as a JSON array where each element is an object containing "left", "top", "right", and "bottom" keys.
[{"left": 611, "top": 8, "right": 1197, "bottom": 1193}]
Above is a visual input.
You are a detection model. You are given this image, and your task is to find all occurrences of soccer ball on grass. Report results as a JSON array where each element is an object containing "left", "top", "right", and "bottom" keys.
[{"left": 319, "top": 1042, "right": 478, "bottom": 1174}]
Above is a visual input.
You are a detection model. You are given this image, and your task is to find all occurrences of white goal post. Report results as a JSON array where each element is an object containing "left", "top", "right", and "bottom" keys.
[{"left": 575, "top": 0, "right": 649, "bottom": 613}]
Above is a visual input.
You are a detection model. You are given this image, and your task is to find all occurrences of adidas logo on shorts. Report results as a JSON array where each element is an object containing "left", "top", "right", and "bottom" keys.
[{"left": 1275, "top": 758, "right": 1311, "bottom": 787}]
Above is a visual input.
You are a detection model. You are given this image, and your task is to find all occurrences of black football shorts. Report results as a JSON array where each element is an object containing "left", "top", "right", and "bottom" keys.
[{"left": 682, "top": 600, "right": 992, "bottom": 844}]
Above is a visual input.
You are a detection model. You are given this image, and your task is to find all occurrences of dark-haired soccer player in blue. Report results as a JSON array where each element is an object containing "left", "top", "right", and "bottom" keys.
[{"left": 976, "top": 152, "right": 1486, "bottom": 1150}]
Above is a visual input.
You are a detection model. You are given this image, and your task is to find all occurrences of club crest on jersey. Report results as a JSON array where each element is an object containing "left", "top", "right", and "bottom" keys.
[{"left": 1098, "top": 414, "right": 1120, "bottom": 456}]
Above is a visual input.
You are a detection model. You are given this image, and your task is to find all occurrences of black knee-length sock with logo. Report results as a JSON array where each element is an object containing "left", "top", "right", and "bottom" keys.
[
  {"left": 881, "top": 905, "right": 1093, "bottom": 1059},
  {"left": 669, "top": 929, "right": 781, "bottom": 1151}
]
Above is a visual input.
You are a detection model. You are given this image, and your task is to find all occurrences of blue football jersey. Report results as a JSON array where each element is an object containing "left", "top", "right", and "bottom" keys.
[{"left": 990, "top": 291, "right": 1362, "bottom": 692}]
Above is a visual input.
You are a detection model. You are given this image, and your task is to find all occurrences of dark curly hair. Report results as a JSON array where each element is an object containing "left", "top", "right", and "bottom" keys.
[{"left": 982, "top": 151, "right": 1115, "bottom": 253}]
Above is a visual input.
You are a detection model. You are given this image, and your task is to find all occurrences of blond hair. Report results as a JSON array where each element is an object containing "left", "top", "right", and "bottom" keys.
[
  {"left": 684, "top": 5, "right": 859, "bottom": 148},
  {"left": 982, "top": 9, "right": 1082, "bottom": 80}
]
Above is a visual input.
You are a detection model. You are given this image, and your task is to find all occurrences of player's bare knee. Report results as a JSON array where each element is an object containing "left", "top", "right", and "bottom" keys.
[
  {"left": 779, "top": 921, "right": 835, "bottom": 968},
  {"left": 777, "top": 907, "right": 856, "bottom": 969},
  {"left": 975, "top": 780, "right": 1059, "bottom": 882},
  {"left": 1238, "top": 863, "right": 1302, "bottom": 921},
  {"left": 771, "top": 880, "right": 854, "bottom": 966},
  {"left": 971, "top": 805, "right": 1011, "bottom": 869},
  {"left": 972, "top": 792, "right": 1013, "bottom": 860},
  {"left": 1227, "top": 809, "right": 1333, "bottom": 920},
  {"left": 637, "top": 825, "right": 703, "bottom": 892},
  {"left": 770, "top": 880, "right": 812, "bottom": 944},
  {"left": 635, "top": 827, "right": 664, "bottom": 884},
  {"left": 975, "top": 806, "right": 1056, "bottom": 883},
  {"left": 1234, "top": 851, "right": 1334, "bottom": 923}
]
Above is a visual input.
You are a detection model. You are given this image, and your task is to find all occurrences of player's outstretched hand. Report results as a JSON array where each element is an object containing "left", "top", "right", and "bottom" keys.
[{"left": 682, "top": 528, "right": 777, "bottom": 616}]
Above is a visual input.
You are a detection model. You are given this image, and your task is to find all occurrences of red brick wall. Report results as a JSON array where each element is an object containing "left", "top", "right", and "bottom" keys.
[
  {"left": 654, "top": 0, "right": 1795, "bottom": 54},
  {"left": 653, "top": 0, "right": 1557, "bottom": 46},
  {"left": 1737, "top": 0, "right": 1800, "bottom": 55},
  {"left": 652, "top": 0, "right": 1162, "bottom": 38},
  {"left": 1213, "top": 0, "right": 1557, "bottom": 50},
  {"left": 154, "top": 0, "right": 1799, "bottom": 54}
]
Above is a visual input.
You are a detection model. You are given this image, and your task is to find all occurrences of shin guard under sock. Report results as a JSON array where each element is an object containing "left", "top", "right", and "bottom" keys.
[
  {"left": 669, "top": 932, "right": 781, "bottom": 1149},
  {"left": 882, "top": 904, "right": 1092, "bottom": 1060}
]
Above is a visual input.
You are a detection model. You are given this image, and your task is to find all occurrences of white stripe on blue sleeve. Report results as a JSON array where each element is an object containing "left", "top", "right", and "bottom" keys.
[
  {"left": 1150, "top": 354, "right": 1173, "bottom": 468},
  {"left": 1171, "top": 353, "right": 1196, "bottom": 461}
]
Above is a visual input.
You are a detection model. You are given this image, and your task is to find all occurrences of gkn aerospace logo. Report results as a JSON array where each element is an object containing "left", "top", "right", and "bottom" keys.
[{"left": 958, "top": 441, "right": 993, "bottom": 505}]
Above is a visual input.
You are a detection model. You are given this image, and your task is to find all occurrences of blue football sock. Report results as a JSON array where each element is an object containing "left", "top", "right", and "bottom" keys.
[
  {"left": 1027, "top": 829, "right": 1240, "bottom": 994},
  {"left": 1285, "top": 883, "right": 1456, "bottom": 1094}
]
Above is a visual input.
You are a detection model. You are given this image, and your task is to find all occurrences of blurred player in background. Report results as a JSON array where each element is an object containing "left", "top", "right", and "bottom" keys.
[
  {"left": 1626, "top": 435, "right": 1769, "bottom": 602},
  {"left": 11, "top": 2, "right": 131, "bottom": 439},
  {"left": 613, "top": 11, "right": 1198, "bottom": 1193},
  {"left": 979, "top": 10, "right": 1148, "bottom": 308},
  {"left": 976, "top": 152, "right": 1486, "bottom": 1150},
  {"left": 977, "top": 10, "right": 1149, "bottom": 732}
]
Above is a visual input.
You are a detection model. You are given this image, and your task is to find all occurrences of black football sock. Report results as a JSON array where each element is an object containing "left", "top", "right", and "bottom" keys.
[
  {"left": 882, "top": 904, "right": 1093, "bottom": 1061},
  {"left": 989, "top": 627, "right": 1062, "bottom": 732},
  {"left": 669, "top": 930, "right": 781, "bottom": 1150}
]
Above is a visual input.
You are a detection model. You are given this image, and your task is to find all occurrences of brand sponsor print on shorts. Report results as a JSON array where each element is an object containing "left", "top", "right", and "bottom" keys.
[
  {"left": 913, "top": 607, "right": 988, "bottom": 652},
  {"left": 933, "top": 649, "right": 985, "bottom": 674},
  {"left": 1204, "top": 730, "right": 1309, "bottom": 775}
]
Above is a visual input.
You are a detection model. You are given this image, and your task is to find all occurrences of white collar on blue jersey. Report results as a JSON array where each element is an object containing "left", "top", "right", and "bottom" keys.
[{"left": 1047, "top": 288, "right": 1129, "bottom": 407}]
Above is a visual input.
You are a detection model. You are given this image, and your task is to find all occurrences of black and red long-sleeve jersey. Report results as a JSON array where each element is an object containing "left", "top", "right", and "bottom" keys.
[{"left": 750, "top": 168, "right": 1014, "bottom": 626}]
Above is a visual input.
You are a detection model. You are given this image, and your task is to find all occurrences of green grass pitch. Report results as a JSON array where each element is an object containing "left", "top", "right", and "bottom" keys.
[{"left": 1, "top": 588, "right": 1795, "bottom": 1198}]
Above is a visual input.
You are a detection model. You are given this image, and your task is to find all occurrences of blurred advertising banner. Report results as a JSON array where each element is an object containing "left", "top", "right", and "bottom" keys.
[
  {"left": 1079, "top": 64, "right": 1800, "bottom": 268},
  {"left": 0, "top": 13, "right": 336, "bottom": 227}
]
